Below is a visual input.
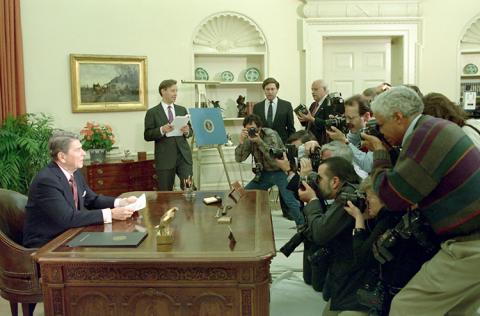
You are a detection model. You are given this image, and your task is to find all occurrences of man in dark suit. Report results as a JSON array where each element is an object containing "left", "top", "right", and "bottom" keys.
[
  {"left": 23, "top": 131, "right": 136, "bottom": 248},
  {"left": 297, "top": 79, "right": 337, "bottom": 145},
  {"left": 253, "top": 77, "right": 295, "bottom": 144},
  {"left": 144, "top": 79, "right": 193, "bottom": 191}
]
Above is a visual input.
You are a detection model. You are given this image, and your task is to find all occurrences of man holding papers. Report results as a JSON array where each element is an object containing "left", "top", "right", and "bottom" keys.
[
  {"left": 144, "top": 79, "right": 193, "bottom": 190},
  {"left": 23, "top": 131, "right": 138, "bottom": 248}
]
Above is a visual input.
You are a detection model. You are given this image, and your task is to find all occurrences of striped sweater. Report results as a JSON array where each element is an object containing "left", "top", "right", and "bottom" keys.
[{"left": 372, "top": 115, "right": 480, "bottom": 239}]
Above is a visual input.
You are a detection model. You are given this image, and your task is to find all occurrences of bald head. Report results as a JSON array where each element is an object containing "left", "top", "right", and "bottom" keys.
[{"left": 311, "top": 80, "right": 328, "bottom": 102}]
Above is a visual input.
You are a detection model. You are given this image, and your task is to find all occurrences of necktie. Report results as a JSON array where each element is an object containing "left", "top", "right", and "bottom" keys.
[
  {"left": 69, "top": 175, "right": 79, "bottom": 210},
  {"left": 267, "top": 101, "right": 273, "bottom": 127},
  {"left": 167, "top": 106, "right": 174, "bottom": 123},
  {"left": 311, "top": 102, "right": 319, "bottom": 116}
]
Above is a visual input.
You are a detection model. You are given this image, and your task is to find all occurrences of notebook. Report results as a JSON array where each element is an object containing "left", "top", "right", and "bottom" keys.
[{"left": 66, "top": 231, "right": 147, "bottom": 247}]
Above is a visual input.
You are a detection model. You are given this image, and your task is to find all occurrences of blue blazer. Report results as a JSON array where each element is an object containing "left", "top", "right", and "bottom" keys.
[{"left": 23, "top": 162, "right": 115, "bottom": 248}]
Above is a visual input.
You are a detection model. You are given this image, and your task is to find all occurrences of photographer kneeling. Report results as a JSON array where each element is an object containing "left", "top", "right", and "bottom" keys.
[
  {"left": 344, "top": 177, "right": 438, "bottom": 316},
  {"left": 298, "top": 157, "right": 368, "bottom": 316},
  {"left": 235, "top": 114, "right": 304, "bottom": 227}
]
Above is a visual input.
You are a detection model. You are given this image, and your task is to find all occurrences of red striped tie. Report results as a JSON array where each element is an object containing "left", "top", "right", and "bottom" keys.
[{"left": 69, "top": 175, "right": 79, "bottom": 210}]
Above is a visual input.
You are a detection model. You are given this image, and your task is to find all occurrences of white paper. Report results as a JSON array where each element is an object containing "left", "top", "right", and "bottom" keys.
[
  {"left": 166, "top": 115, "right": 190, "bottom": 137},
  {"left": 127, "top": 193, "right": 146, "bottom": 211}
]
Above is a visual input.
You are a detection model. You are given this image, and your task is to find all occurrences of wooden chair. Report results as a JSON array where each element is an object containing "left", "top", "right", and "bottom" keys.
[{"left": 0, "top": 189, "right": 42, "bottom": 316}]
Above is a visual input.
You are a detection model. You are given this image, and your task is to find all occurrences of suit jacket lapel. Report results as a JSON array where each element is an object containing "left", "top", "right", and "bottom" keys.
[
  {"left": 156, "top": 102, "right": 169, "bottom": 124},
  {"left": 49, "top": 162, "right": 76, "bottom": 210},
  {"left": 272, "top": 98, "right": 282, "bottom": 125}
]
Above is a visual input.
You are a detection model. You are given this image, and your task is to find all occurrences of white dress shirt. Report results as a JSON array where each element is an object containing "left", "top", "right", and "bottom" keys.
[
  {"left": 264, "top": 97, "right": 278, "bottom": 122},
  {"left": 160, "top": 101, "right": 176, "bottom": 135}
]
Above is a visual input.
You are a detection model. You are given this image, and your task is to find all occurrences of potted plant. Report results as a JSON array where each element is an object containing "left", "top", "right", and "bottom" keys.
[
  {"left": 80, "top": 122, "right": 115, "bottom": 164},
  {"left": 0, "top": 113, "right": 54, "bottom": 194}
]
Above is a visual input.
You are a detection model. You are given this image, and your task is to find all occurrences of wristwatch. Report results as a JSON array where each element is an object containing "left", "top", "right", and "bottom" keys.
[{"left": 352, "top": 228, "right": 365, "bottom": 236}]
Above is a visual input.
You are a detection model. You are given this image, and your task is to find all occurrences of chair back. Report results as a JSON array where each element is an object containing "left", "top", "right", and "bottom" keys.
[{"left": 0, "top": 189, "right": 27, "bottom": 245}]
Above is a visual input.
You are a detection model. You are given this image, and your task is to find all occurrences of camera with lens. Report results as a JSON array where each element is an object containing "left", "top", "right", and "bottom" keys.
[
  {"left": 248, "top": 127, "right": 258, "bottom": 138},
  {"left": 328, "top": 92, "right": 345, "bottom": 114},
  {"left": 280, "top": 225, "right": 306, "bottom": 257},
  {"left": 373, "top": 210, "right": 439, "bottom": 264},
  {"left": 308, "top": 146, "right": 322, "bottom": 172},
  {"left": 299, "top": 171, "right": 321, "bottom": 198},
  {"left": 357, "top": 279, "right": 386, "bottom": 314},
  {"left": 325, "top": 116, "right": 348, "bottom": 133},
  {"left": 270, "top": 144, "right": 298, "bottom": 165},
  {"left": 362, "top": 119, "right": 382, "bottom": 138},
  {"left": 294, "top": 104, "right": 309, "bottom": 116},
  {"left": 252, "top": 162, "right": 263, "bottom": 182},
  {"left": 338, "top": 190, "right": 367, "bottom": 211}
]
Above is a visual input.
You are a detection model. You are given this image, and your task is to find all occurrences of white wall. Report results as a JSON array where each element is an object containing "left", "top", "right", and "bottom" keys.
[
  {"left": 21, "top": 0, "right": 480, "bottom": 154},
  {"left": 419, "top": 0, "right": 480, "bottom": 100},
  {"left": 21, "top": 0, "right": 301, "bottom": 154}
]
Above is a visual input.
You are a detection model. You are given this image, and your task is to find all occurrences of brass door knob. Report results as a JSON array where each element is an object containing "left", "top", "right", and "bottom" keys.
[
  {"left": 96, "top": 169, "right": 104, "bottom": 175},
  {"left": 97, "top": 179, "right": 104, "bottom": 185}
]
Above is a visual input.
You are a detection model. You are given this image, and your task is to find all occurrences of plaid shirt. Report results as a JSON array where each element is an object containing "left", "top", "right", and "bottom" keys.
[{"left": 234, "top": 128, "right": 285, "bottom": 171}]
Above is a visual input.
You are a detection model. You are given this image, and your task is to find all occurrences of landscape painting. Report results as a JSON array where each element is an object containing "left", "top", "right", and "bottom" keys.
[{"left": 70, "top": 54, "right": 148, "bottom": 112}]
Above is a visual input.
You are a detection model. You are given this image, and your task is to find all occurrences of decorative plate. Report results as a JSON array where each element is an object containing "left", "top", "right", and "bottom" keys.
[
  {"left": 244, "top": 67, "right": 260, "bottom": 82},
  {"left": 195, "top": 67, "right": 209, "bottom": 80},
  {"left": 463, "top": 63, "right": 479, "bottom": 75},
  {"left": 221, "top": 70, "right": 234, "bottom": 82}
]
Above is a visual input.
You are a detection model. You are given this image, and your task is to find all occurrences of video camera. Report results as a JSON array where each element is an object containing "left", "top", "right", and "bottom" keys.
[{"left": 373, "top": 211, "right": 439, "bottom": 264}]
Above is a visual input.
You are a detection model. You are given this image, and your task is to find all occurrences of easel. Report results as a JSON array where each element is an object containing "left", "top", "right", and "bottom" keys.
[{"left": 181, "top": 80, "right": 232, "bottom": 190}]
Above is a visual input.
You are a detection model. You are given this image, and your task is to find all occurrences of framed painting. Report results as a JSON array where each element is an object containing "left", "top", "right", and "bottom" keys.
[{"left": 70, "top": 54, "right": 148, "bottom": 112}]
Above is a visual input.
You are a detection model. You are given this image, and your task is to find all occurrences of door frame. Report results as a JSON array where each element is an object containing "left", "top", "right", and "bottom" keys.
[{"left": 302, "top": 18, "right": 422, "bottom": 103}]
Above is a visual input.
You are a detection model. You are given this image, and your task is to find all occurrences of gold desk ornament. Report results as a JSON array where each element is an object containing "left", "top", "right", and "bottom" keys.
[{"left": 155, "top": 207, "right": 178, "bottom": 245}]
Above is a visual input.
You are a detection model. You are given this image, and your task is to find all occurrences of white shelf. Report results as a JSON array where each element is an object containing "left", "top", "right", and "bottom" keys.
[
  {"left": 194, "top": 52, "right": 265, "bottom": 57},
  {"left": 223, "top": 117, "right": 244, "bottom": 122},
  {"left": 461, "top": 74, "right": 480, "bottom": 79},
  {"left": 219, "top": 81, "right": 263, "bottom": 85}
]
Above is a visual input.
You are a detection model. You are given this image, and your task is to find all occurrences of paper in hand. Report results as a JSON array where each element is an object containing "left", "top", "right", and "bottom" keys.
[
  {"left": 127, "top": 193, "right": 146, "bottom": 211},
  {"left": 166, "top": 115, "right": 190, "bottom": 137}
]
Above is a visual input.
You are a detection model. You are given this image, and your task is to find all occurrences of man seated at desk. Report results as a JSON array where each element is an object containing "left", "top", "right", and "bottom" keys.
[{"left": 23, "top": 131, "right": 137, "bottom": 248}]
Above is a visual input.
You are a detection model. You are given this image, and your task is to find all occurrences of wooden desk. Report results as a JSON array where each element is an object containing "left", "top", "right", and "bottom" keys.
[{"left": 34, "top": 191, "right": 275, "bottom": 316}]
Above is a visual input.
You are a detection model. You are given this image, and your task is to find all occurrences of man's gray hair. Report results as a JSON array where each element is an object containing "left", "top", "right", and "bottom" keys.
[
  {"left": 49, "top": 130, "right": 79, "bottom": 160},
  {"left": 370, "top": 86, "right": 424, "bottom": 118},
  {"left": 313, "top": 79, "right": 329, "bottom": 92},
  {"left": 321, "top": 141, "right": 353, "bottom": 163}
]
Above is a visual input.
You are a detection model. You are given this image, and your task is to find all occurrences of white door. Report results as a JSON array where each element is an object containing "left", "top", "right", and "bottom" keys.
[{"left": 323, "top": 37, "right": 391, "bottom": 98}]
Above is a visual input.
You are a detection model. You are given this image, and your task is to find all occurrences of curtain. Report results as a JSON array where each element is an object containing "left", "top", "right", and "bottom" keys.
[{"left": 0, "top": 0, "right": 26, "bottom": 123}]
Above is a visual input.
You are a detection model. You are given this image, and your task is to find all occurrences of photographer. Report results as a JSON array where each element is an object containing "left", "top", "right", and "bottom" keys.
[
  {"left": 235, "top": 114, "right": 304, "bottom": 227},
  {"left": 297, "top": 80, "right": 339, "bottom": 145},
  {"left": 326, "top": 95, "right": 374, "bottom": 173},
  {"left": 298, "top": 157, "right": 368, "bottom": 315},
  {"left": 344, "top": 177, "right": 438, "bottom": 316},
  {"left": 362, "top": 86, "right": 480, "bottom": 315}
]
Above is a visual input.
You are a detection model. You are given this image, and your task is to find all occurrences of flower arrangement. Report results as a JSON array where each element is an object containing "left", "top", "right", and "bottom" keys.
[{"left": 79, "top": 122, "right": 115, "bottom": 151}]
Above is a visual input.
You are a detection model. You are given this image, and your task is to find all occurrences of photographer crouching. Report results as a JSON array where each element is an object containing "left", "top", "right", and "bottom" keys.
[
  {"left": 362, "top": 86, "right": 480, "bottom": 315},
  {"left": 344, "top": 176, "right": 439, "bottom": 316},
  {"left": 235, "top": 114, "right": 304, "bottom": 227},
  {"left": 298, "top": 157, "right": 369, "bottom": 315}
]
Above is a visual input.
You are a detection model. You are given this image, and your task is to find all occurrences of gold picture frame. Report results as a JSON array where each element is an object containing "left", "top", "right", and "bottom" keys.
[{"left": 70, "top": 54, "right": 148, "bottom": 112}]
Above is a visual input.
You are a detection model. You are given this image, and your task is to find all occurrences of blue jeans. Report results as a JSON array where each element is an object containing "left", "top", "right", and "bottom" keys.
[{"left": 245, "top": 170, "right": 304, "bottom": 225}]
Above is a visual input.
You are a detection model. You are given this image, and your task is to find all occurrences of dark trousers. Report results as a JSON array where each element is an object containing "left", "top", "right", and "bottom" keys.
[{"left": 156, "top": 154, "right": 192, "bottom": 191}]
